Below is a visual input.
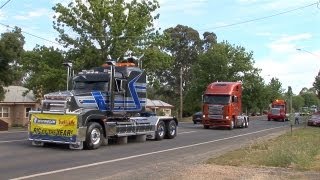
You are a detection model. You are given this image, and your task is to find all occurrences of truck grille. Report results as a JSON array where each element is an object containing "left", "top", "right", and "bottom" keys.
[
  {"left": 208, "top": 115, "right": 223, "bottom": 119},
  {"left": 208, "top": 105, "right": 224, "bottom": 119},
  {"left": 208, "top": 105, "right": 224, "bottom": 115},
  {"left": 271, "top": 108, "right": 280, "bottom": 115}
]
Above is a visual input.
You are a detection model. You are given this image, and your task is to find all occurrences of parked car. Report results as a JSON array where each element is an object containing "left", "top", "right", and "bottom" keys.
[
  {"left": 192, "top": 112, "right": 203, "bottom": 124},
  {"left": 307, "top": 113, "right": 320, "bottom": 127}
]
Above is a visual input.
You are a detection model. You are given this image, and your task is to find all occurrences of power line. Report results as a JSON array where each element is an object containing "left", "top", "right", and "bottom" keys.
[
  {"left": 0, "top": 22, "right": 62, "bottom": 46},
  {"left": 198, "top": 2, "right": 319, "bottom": 31},
  {"left": 0, "top": 1, "right": 317, "bottom": 47},
  {"left": 0, "top": 0, "right": 12, "bottom": 9}
]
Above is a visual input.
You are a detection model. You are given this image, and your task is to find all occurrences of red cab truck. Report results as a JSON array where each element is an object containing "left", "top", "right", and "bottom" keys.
[
  {"left": 267, "top": 99, "right": 287, "bottom": 122},
  {"left": 202, "top": 82, "right": 249, "bottom": 130}
]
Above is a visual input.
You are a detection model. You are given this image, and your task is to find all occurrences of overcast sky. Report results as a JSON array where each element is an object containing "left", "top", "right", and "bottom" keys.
[{"left": 0, "top": 0, "right": 319, "bottom": 95}]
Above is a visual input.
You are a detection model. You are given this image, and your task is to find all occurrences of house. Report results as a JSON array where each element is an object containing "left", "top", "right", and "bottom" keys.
[
  {"left": 0, "top": 86, "right": 38, "bottom": 127},
  {"left": 146, "top": 99, "right": 174, "bottom": 116}
]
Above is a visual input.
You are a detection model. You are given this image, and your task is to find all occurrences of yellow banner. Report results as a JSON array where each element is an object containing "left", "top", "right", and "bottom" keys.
[{"left": 30, "top": 113, "right": 78, "bottom": 137}]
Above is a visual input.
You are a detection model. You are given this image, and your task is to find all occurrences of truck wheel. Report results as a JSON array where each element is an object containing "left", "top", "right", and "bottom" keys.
[
  {"left": 84, "top": 122, "right": 103, "bottom": 150},
  {"left": 203, "top": 125, "right": 209, "bottom": 129},
  {"left": 229, "top": 120, "right": 234, "bottom": 130},
  {"left": 155, "top": 120, "right": 165, "bottom": 140},
  {"left": 166, "top": 120, "right": 177, "bottom": 139},
  {"left": 193, "top": 121, "right": 197, "bottom": 124},
  {"left": 245, "top": 118, "right": 249, "bottom": 128},
  {"left": 268, "top": 118, "right": 271, "bottom": 121}
]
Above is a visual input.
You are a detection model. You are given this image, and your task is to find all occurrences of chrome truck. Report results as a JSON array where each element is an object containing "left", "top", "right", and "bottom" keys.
[{"left": 28, "top": 59, "right": 178, "bottom": 150}]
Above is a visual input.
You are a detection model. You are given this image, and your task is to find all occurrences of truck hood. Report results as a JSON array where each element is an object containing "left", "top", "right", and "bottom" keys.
[{"left": 44, "top": 91, "right": 73, "bottom": 100}]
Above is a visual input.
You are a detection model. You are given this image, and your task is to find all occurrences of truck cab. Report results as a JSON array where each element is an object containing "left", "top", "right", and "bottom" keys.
[
  {"left": 202, "top": 82, "right": 249, "bottom": 130},
  {"left": 28, "top": 59, "right": 178, "bottom": 150},
  {"left": 267, "top": 99, "right": 287, "bottom": 122}
]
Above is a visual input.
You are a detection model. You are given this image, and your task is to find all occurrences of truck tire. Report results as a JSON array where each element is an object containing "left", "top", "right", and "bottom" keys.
[
  {"left": 166, "top": 120, "right": 177, "bottom": 139},
  {"left": 203, "top": 125, "right": 209, "bottom": 129},
  {"left": 155, "top": 120, "right": 165, "bottom": 140},
  {"left": 245, "top": 118, "right": 249, "bottom": 128},
  {"left": 241, "top": 120, "right": 245, "bottom": 128},
  {"left": 229, "top": 120, "right": 234, "bottom": 130},
  {"left": 84, "top": 122, "right": 103, "bottom": 150}
]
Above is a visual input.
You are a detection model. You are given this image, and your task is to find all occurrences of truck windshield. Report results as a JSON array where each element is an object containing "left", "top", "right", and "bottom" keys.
[
  {"left": 73, "top": 81, "right": 108, "bottom": 91},
  {"left": 273, "top": 105, "right": 285, "bottom": 109},
  {"left": 203, "top": 95, "right": 231, "bottom": 105}
]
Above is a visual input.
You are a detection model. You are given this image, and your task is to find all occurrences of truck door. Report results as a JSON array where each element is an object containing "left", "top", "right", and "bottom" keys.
[
  {"left": 232, "top": 95, "right": 239, "bottom": 116},
  {"left": 114, "top": 78, "right": 126, "bottom": 111}
]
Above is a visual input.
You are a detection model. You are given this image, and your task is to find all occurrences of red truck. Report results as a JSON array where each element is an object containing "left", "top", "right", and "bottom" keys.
[
  {"left": 202, "top": 81, "right": 249, "bottom": 130},
  {"left": 267, "top": 99, "right": 288, "bottom": 122}
]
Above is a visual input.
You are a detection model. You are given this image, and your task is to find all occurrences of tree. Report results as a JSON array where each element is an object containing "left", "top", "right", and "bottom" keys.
[
  {"left": 285, "top": 86, "right": 293, "bottom": 113},
  {"left": 266, "top": 77, "right": 283, "bottom": 102},
  {"left": 21, "top": 46, "right": 66, "bottom": 101},
  {"left": 0, "top": 27, "right": 25, "bottom": 100},
  {"left": 184, "top": 41, "right": 260, "bottom": 114},
  {"left": 292, "top": 95, "right": 305, "bottom": 112},
  {"left": 53, "top": 0, "right": 160, "bottom": 70},
  {"left": 313, "top": 70, "right": 320, "bottom": 99},
  {"left": 300, "top": 90, "right": 320, "bottom": 107}
]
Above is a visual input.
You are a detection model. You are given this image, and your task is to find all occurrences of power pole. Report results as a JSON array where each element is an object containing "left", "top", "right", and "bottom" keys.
[{"left": 180, "top": 67, "right": 183, "bottom": 120}]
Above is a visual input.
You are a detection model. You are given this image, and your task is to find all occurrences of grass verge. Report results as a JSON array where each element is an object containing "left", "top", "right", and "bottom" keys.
[{"left": 206, "top": 127, "right": 320, "bottom": 171}]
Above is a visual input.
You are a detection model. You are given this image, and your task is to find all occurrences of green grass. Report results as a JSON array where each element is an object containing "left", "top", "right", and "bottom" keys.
[{"left": 207, "top": 127, "right": 320, "bottom": 171}]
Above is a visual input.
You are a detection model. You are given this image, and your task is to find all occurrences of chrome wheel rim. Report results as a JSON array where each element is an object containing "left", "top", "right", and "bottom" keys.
[
  {"left": 158, "top": 123, "right": 165, "bottom": 137},
  {"left": 91, "top": 128, "right": 101, "bottom": 145},
  {"left": 169, "top": 123, "right": 176, "bottom": 135}
]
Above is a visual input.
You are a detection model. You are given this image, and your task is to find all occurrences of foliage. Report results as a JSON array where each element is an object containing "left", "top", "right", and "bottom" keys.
[
  {"left": 53, "top": 0, "right": 160, "bottom": 71},
  {"left": 292, "top": 95, "right": 305, "bottom": 112},
  {"left": 0, "top": 27, "right": 25, "bottom": 100},
  {"left": 266, "top": 77, "right": 284, "bottom": 102},
  {"left": 149, "top": 25, "right": 217, "bottom": 115},
  {"left": 21, "top": 46, "right": 66, "bottom": 101},
  {"left": 300, "top": 90, "right": 320, "bottom": 107},
  {"left": 184, "top": 41, "right": 261, "bottom": 114},
  {"left": 313, "top": 70, "right": 320, "bottom": 99}
]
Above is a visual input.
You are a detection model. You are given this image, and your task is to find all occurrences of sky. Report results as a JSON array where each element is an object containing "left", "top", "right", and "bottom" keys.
[{"left": 0, "top": 0, "right": 319, "bottom": 95}]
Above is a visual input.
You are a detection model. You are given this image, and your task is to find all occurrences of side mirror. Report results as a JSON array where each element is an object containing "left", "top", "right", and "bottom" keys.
[{"left": 232, "top": 96, "right": 238, "bottom": 103}]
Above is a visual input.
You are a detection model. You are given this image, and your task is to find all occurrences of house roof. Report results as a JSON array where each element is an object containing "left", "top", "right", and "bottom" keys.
[
  {"left": 146, "top": 99, "right": 174, "bottom": 108},
  {"left": 1, "top": 86, "right": 36, "bottom": 103}
]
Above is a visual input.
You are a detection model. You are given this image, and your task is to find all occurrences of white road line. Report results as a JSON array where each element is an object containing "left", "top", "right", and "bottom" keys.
[
  {"left": 0, "top": 139, "right": 26, "bottom": 144},
  {"left": 179, "top": 131, "right": 197, "bottom": 134},
  {"left": 11, "top": 126, "right": 284, "bottom": 180},
  {"left": 0, "top": 131, "right": 27, "bottom": 134}
]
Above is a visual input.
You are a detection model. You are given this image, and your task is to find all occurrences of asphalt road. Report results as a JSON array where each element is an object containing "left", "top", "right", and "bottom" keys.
[{"left": 0, "top": 116, "right": 301, "bottom": 180}]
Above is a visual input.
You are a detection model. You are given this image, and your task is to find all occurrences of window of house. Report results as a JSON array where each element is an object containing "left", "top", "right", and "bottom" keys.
[
  {"left": 25, "top": 107, "right": 32, "bottom": 118},
  {"left": 0, "top": 107, "right": 9, "bottom": 118}
]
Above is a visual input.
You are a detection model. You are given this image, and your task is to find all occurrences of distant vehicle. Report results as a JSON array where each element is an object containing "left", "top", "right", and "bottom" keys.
[
  {"left": 202, "top": 81, "right": 249, "bottom": 130},
  {"left": 192, "top": 112, "right": 203, "bottom": 124},
  {"left": 268, "top": 99, "right": 288, "bottom": 122},
  {"left": 309, "top": 105, "right": 317, "bottom": 113},
  {"left": 307, "top": 113, "right": 320, "bottom": 127},
  {"left": 300, "top": 106, "right": 310, "bottom": 116}
]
